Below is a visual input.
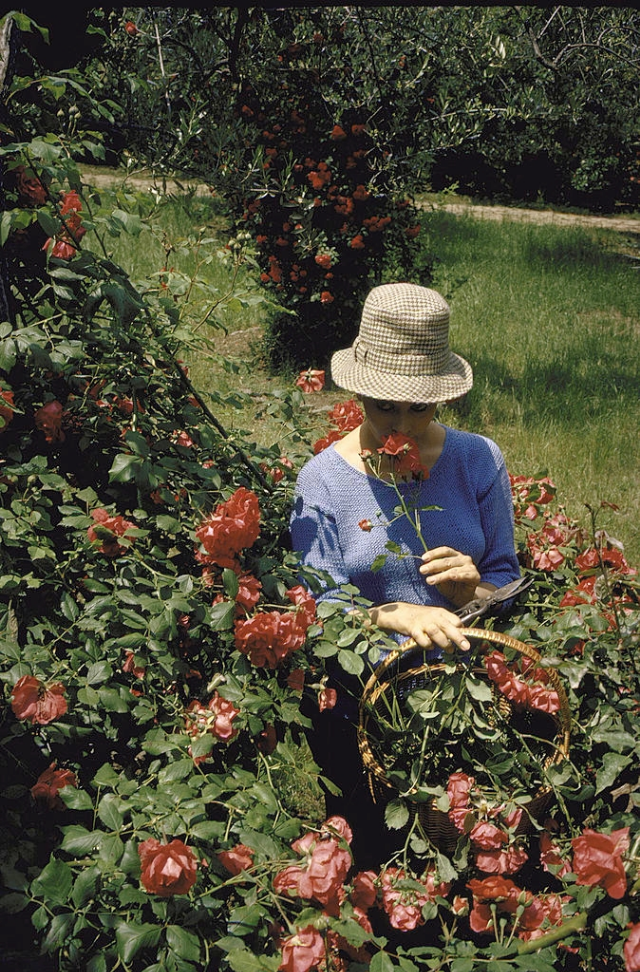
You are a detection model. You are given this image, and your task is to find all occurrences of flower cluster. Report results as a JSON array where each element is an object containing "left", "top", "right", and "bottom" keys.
[
  {"left": 43, "top": 189, "right": 87, "bottom": 260},
  {"left": 312, "top": 397, "right": 363, "bottom": 453},
  {"left": 195, "top": 486, "right": 261, "bottom": 569},
  {"left": 274, "top": 815, "right": 353, "bottom": 914},
  {"left": 380, "top": 866, "right": 451, "bottom": 931},
  {"left": 560, "top": 538, "right": 637, "bottom": 609},
  {"left": 467, "top": 875, "right": 566, "bottom": 942},
  {"left": 233, "top": 585, "right": 316, "bottom": 669},
  {"left": 484, "top": 649, "right": 561, "bottom": 713},
  {"left": 184, "top": 691, "right": 241, "bottom": 750},
  {"left": 87, "top": 507, "right": 136, "bottom": 558},
  {"left": 447, "top": 772, "right": 529, "bottom": 875}
]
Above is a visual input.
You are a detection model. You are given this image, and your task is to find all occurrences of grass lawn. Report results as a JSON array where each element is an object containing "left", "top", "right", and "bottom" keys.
[{"left": 83, "top": 172, "right": 640, "bottom": 564}]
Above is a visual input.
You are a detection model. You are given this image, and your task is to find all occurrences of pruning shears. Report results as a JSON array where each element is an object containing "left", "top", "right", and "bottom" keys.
[{"left": 454, "top": 575, "right": 534, "bottom": 625}]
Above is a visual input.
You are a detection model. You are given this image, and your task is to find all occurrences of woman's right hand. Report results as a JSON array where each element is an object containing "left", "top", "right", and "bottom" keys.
[{"left": 368, "top": 601, "right": 471, "bottom": 652}]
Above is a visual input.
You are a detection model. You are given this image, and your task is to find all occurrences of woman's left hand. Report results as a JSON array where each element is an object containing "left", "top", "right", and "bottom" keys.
[{"left": 418, "top": 546, "right": 482, "bottom": 607}]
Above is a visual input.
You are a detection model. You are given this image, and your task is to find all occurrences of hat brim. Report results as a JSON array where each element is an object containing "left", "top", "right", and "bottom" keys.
[{"left": 330, "top": 347, "right": 473, "bottom": 403}]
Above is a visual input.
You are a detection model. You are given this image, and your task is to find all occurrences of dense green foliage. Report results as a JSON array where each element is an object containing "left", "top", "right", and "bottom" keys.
[{"left": 23, "top": 5, "right": 640, "bottom": 367}]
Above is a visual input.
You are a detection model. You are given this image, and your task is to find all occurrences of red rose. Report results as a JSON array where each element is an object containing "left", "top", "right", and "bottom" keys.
[
  {"left": 351, "top": 870, "right": 377, "bottom": 910},
  {"left": 124, "top": 20, "right": 138, "bottom": 35},
  {"left": 330, "top": 124, "right": 347, "bottom": 140},
  {"left": 279, "top": 926, "right": 325, "bottom": 972},
  {"left": 286, "top": 585, "right": 316, "bottom": 629},
  {"left": 0, "top": 389, "right": 14, "bottom": 431},
  {"left": 359, "top": 519, "right": 373, "bottom": 532},
  {"left": 539, "top": 832, "right": 571, "bottom": 878},
  {"left": 185, "top": 692, "right": 240, "bottom": 745},
  {"left": 313, "top": 429, "right": 342, "bottom": 454},
  {"left": 447, "top": 772, "right": 474, "bottom": 809},
  {"left": 122, "top": 651, "right": 145, "bottom": 679},
  {"left": 138, "top": 838, "right": 197, "bottom": 897},
  {"left": 287, "top": 668, "right": 305, "bottom": 692},
  {"left": 571, "top": 827, "right": 629, "bottom": 899},
  {"left": 15, "top": 165, "right": 47, "bottom": 206},
  {"left": 217, "top": 843, "right": 254, "bottom": 876},
  {"left": 320, "top": 291, "right": 334, "bottom": 304},
  {"left": 296, "top": 369, "right": 325, "bottom": 393},
  {"left": 327, "top": 399, "right": 363, "bottom": 432},
  {"left": 475, "top": 845, "right": 528, "bottom": 875},
  {"left": 318, "top": 687, "right": 337, "bottom": 711},
  {"left": 624, "top": 923, "right": 640, "bottom": 972},
  {"left": 234, "top": 610, "right": 306, "bottom": 668},
  {"left": 467, "top": 875, "right": 520, "bottom": 902},
  {"left": 469, "top": 821, "right": 508, "bottom": 850},
  {"left": 378, "top": 432, "right": 429, "bottom": 480},
  {"left": 381, "top": 867, "right": 450, "bottom": 932},
  {"left": 11, "top": 675, "right": 67, "bottom": 724},
  {"left": 235, "top": 571, "right": 262, "bottom": 612},
  {"left": 35, "top": 401, "right": 65, "bottom": 443},
  {"left": 30, "top": 763, "right": 77, "bottom": 809}
]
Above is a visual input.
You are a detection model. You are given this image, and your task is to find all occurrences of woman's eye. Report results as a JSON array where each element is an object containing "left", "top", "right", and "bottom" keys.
[
  {"left": 374, "top": 401, "right": 395, "bottom": 412},
  {"left": 410, "top": 404, "right": 429, "bottom": 413}
]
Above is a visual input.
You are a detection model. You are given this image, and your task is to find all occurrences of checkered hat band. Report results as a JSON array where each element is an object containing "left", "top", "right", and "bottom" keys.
[{"left": 353, "top": 337, "right": 448, "bottom": 376}]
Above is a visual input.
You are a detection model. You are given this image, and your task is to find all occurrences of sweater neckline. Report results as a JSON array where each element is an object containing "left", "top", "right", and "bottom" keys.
[{"left": 327, "top": 424, "right": 451, "bottom": 481}]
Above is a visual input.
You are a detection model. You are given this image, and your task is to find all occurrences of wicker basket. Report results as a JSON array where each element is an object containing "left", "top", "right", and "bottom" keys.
[{"left": 357, "top": 628, "right": 571, "bottom": 852}]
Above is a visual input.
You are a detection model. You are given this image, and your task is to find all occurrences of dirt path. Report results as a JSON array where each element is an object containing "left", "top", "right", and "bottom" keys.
[
  {"left": 418, "top": 197, "right": 640, "bottom": 235},
  {"left": 82, "top": 166, "right": 640, "bottom": 236}
]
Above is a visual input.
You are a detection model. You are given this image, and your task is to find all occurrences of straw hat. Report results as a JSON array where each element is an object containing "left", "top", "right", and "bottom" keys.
[{"left": 330, "top": 283, "right": 473, "bottom": 403}]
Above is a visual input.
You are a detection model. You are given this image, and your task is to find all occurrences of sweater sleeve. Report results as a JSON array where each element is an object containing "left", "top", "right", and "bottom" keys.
[{"left": 289, "top": 461, "right": 351, "bottom": 602}]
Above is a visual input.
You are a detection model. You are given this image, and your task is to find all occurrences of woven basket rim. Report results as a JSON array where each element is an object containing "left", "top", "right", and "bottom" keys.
[{"left": 357, "top": 628, "right": 571, "bottom": 798}]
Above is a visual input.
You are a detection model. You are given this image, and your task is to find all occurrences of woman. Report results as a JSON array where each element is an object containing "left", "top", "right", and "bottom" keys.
[
  {"left": 290, "top": 282, "right": 521, "bottom": 652},
  {"left": 290, "top": 284, "right": 521, "bottom": 862}
]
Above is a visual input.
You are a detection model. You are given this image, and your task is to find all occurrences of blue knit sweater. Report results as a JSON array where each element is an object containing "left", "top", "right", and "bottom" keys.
[{"left": 290, "top": 426, "right": 520, "bottom": 610}]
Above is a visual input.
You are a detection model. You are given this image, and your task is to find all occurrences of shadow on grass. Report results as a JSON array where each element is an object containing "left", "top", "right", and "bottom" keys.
[{"left": 465, "top": 338, "right": 640, "bottom": 428}]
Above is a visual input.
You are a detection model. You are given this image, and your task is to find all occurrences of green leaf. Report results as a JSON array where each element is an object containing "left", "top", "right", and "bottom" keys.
[
  {"left": 59, "top": 787, "right": 94, "bottom": 811},
  {"left": 36, "top": 209, "right": 59, "bottom": 237},
  {"left": 115, "top": 922, "right": 162, "bottom": 964},
  {"left": 209, "top": 599, "right": 236, "bottom": 631},
  {"left": 71, "top": 867, "right": 99, "bottom": 908},
  {"left": 109, "top": 453, "right": 144, "bottom": 483},
  {"left": 223, "top": 567, "right": 240, "bottom": 598},
  {"left": 338, "top": 649, "right": 364, "bottom": 675},
  {"left": 166, "top": 925, "right": 201, "bottom": 962},
  {"left": 370, "top": 952, "right": 397, "bottom": 972},
  {"left": 60, "top": 825, "right": 102, "bottom": 855},
  {"left": 225, "top": 947, "right": 280, "bottom": 971},
  {"left": 385, "top": 799, "right": 410, "bottom": 830},
  {"left": 596, "top": 752, "right": 631, "bottom": 794},
  {"left": 0, "top": 892, "right": 29, "bottom": 914},
  {"left": 465, "top": 675, "right": 493, "bottom": 701},
  {"left": 31, "top": 858, "right": 72, "bottom": 906},
  {"left": 85, "top": 660, "right": 112, "bottom": 685},
  {"left": 97, "top": 793, "right": 124, "bottom": 831}
]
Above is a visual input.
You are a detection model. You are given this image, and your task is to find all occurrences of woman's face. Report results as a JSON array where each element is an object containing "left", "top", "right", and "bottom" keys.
[{"left": 360, "top": 397, "right": 438, "bottom": 444}]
